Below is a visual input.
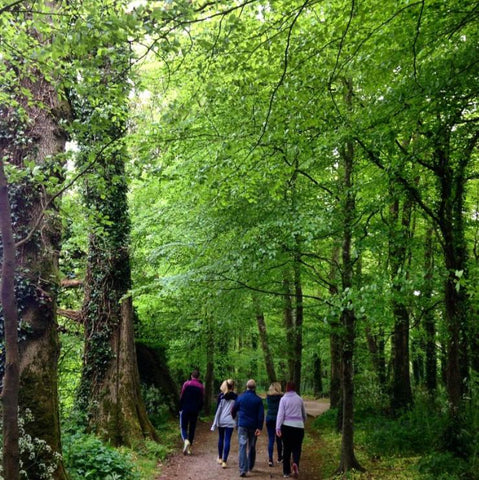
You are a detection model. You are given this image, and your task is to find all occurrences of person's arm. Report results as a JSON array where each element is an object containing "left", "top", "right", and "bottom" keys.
[
  {"left": 276, "top": 398, "right": 285, "bottom": 436},
  {"left": 301, "top": 399, "right": 307, "bottom": 422},
  {"left": 198, "top": 384, "right": 205, "bottom": 411},
  {"left": 211, "top": 398, "right": 223, "bottom": 431},
  {"left": 258, "top": 398, "right": 265, "bottom": 430},
  {"left": 231, "top": 398, "right": 239, "bottom": 419},
  {"left": 179, "top": 382, "right": 187, "bottom": 410}
]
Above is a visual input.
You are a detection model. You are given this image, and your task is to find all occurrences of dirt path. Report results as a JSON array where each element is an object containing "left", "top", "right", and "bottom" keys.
[{"left": 155, "top": 400, "right": 329, "bottom": 480}]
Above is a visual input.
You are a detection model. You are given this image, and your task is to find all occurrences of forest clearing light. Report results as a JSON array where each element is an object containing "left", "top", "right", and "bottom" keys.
[{"left": 414, "top": 290, "right": 421, "bottom": 296}]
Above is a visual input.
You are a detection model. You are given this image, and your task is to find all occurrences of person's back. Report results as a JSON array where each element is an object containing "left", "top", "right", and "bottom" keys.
[
  {"left": 266, "top": 382, "right": 283, "bottom": 466},
  {"left": 180, "top": 376, "right": 204, "bottom": 413},
  {"left": 266, "top": 393, "right": 282, "bottom": 421},
  {"left": 232, "top": 379, "right": 264, "bottom": 477},
  {"left": 233, "top": 388, "right": 264, "bottom": 429},
  {"left": 179, "top": 369, "right": 204, "bottom": 455},
  {"left": 215, "top": 391, "right": 238, "bottom": 428}
]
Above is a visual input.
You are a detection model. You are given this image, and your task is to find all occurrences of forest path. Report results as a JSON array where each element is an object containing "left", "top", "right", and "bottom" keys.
[{"left": 155, "top": 399, "right": 330, "bottom": 480}]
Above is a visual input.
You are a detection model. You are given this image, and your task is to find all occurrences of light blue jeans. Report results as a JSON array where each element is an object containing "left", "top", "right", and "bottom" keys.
[{"left": 238, "top": 426, "right": 257, "bottom": 475}]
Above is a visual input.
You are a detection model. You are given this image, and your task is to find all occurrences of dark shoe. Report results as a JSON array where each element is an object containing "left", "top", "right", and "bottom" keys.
[
  {"left": 269, "top": 460, "right": 273, "bottom": 467},
  {"left": 278, "top": 457, "right": 283, "bottom": 463},
  {"left": 240, "top": 473, "right": 247, "bottom": 478}
]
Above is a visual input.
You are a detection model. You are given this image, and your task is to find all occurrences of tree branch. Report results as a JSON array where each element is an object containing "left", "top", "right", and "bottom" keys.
[
  {"left": 15, "top": 132, "right": 125, "bottom": 249},
  {"left": 57, "top": 308, "right": 83, "bottom": 324},
  {"left": 0, "top": 0, "right": 25, "bottom": 14}
]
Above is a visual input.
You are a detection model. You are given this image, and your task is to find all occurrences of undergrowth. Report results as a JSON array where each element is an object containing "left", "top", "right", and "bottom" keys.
[{"left": 312, "top": 391, "right": 478, "bottom": 480}]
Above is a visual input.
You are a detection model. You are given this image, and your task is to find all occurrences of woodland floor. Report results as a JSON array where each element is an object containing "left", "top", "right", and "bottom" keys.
[{"left": 155, "top": 399, "right": 330, "bottom": 480}]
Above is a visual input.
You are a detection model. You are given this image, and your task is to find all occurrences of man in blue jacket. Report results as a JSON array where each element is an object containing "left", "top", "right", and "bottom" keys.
[{"left": 232, "top": 379, "right": 264, "bottom": 477}]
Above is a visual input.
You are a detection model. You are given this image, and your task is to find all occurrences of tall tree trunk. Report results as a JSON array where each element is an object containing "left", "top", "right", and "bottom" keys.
[
  {"left": 423, "top": 226, "right": 437, "bottom": 393},
  {"left": 358, "top": 254, "right": 386, "bottom": 388},
  {"left": 329, "top": 245, "right": 341, "bottom": 411},
  {"left": 313, "top": 352, "right": 323, "bottom": 397},
  {"left": 293, "top": 250, "right": 303, "bottom": 393},
  {"left": 0, "top": 68, "right": 69, "bottom": 478},
  {"left": 389, "top": 193, "right": 413, "bottom": 412},
  {"left": 253, "top": 295, "right": 277, "bottom": 384},
  {"left": 365, "top": 326, "right": 386, "bottom": 388},
  {"left": 337, "top": 77, "right": 364, "bottom": 473},
  {"left": 78, "top": 148, "right": 158, "bottom": 445},
  {"left": 282, "top": 273, "right": 295, "bottom": 382},
  {"left": 437, "top": 146, "right": 470, "bottom": 419},
  {"left": 0, "top": 159, "right": 20, "bottom": 480},
  {"left": 204, "top": 315, "right": 215, "bottom": 415},
  {"left": 74, "top": 34, "right": 158, "bottom": 444}
]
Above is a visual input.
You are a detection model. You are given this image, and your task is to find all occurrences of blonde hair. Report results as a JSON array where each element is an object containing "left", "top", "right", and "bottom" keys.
[
  {"left": 268, "top": 382, "right": 282, "bottom": 395},
  {"left": 220, "top": 379, "right": 235, "bottom": 394}
]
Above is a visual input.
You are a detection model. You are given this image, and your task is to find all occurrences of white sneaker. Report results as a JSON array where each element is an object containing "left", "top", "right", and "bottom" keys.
[
  {"left": 222, "top": 461, "right": 227, "bottom": 468},
  {"left": 217, "top": 458, "right": 222, "bottom": 465},
  {"left": 183, "top": 439, "right": 190, "bottom": 455}
]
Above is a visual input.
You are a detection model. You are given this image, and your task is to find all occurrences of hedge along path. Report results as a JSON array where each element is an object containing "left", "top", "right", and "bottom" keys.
[{"left": 155, "top": 399, "right": 329, "bottom": 480}]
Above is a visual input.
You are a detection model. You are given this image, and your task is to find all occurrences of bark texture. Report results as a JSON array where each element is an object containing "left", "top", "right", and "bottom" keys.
[{"left": 0, "top": 159, "right": 20, "bottom": 480}]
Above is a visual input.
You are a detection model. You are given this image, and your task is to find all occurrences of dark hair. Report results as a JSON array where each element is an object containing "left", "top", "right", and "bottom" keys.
[
  {"left": 191, "top": 369, "right": 200, "bottom": 379},
  {"left": 286, "top": 381, "right": 296, "bottom": 392}
]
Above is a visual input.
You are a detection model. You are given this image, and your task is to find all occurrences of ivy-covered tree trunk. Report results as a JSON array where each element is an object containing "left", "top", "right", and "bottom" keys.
[
  {"left": 0, "top": 74, "right": 69, "bottom": 479},
  {"left": 78, "top": 150, "right": 158, "bottom": 445}
]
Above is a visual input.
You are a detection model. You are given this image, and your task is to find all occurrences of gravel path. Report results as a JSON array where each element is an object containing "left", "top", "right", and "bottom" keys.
[{"left": 155, "top": 400, "right": 329, "bottom": 480}]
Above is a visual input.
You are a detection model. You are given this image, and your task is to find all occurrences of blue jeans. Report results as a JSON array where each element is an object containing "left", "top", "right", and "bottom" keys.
[
  {"left": 218, "top": 427, "right": 234, "bottom": 461},
  {"left": 266, "top": 420, "right": 283, "bottom": 461},
  {"left": 180, "top": 410, "right": 199, "bottom": 444},
  {"left": 238, "top": 426, "right": 257, "bottom": 474}
]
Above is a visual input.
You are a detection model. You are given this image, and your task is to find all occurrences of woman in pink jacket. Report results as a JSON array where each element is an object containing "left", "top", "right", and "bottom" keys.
[{"left": 276, "top": 382, "right": 306, "bottom": 478}]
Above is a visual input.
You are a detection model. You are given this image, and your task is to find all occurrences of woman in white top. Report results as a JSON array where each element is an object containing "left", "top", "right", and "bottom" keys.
[{"left": 276, "top": 382, "right": 306, "bottom": 478}]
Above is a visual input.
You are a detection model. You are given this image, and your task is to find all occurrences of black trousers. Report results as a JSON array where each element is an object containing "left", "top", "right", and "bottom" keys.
[{"left": 281, "top": 424, "right": 305, "bottom": 475}]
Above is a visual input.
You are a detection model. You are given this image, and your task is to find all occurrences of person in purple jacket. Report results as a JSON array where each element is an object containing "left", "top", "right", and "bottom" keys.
[
  {"left": 276, "top": 382, "right": 306, "bottom": 478},
  {"left": 179, "top": 369, "right": 205, "bottom": 455}
]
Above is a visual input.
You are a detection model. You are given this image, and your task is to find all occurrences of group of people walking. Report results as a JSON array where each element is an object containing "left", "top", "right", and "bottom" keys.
[{"left": 179, "top": 369, "right": 306, "bottom": 478}]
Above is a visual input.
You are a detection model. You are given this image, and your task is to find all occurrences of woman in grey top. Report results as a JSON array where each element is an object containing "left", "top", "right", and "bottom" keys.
[{"left": 211, "top": 379, "right": 237, "bottom": 468}]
